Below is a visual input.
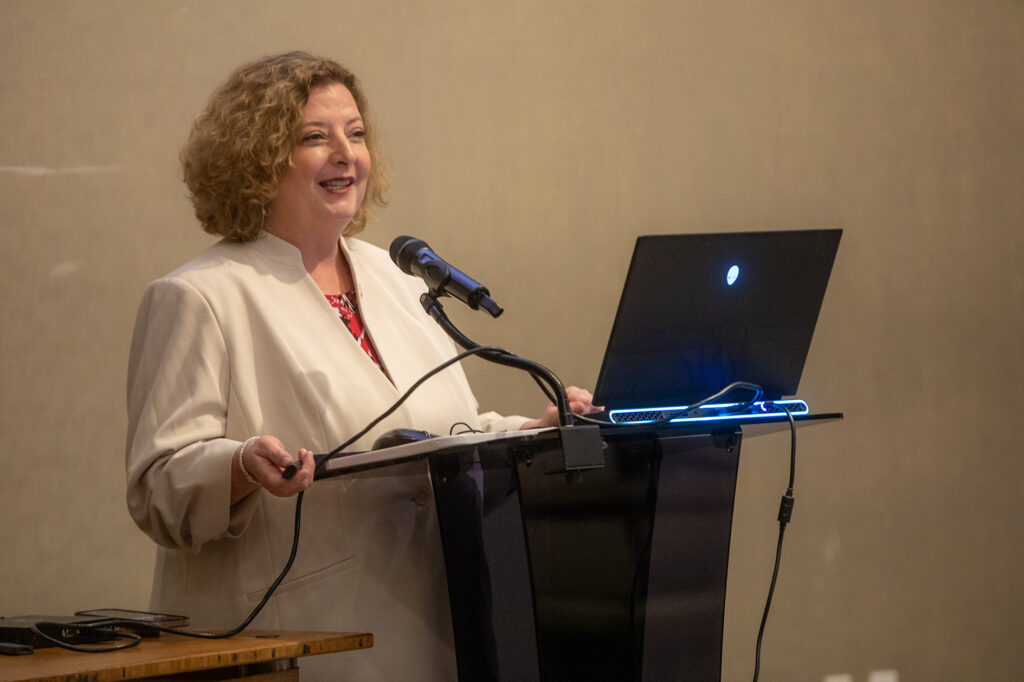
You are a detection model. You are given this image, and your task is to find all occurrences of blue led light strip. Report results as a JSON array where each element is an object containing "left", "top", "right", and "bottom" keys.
[{"left": 608, "top": 399, "right": 809, "bottom": 425}]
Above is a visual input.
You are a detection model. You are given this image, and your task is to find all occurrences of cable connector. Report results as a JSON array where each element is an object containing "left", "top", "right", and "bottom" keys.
[{"left": 777, "top": 492, "right": 795, "bottom": 528}]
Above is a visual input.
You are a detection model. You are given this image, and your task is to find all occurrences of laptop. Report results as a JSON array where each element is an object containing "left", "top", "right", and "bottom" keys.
[
  {"left": 314, "top": 229, "right": 841, "bottom": 479},
  {"left": 592, "top": 229, "right": 841, "bottom": 425}
]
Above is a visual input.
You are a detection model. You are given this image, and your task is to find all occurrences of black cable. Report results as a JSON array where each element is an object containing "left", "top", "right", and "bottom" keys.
[
  {"left": 528, "top": 372, "right": 559, "bottom": 407},
  {"left": 28, "top": 623, "right": 142, "bottom": 653},
  {"left": 419, "top": 292, "right": 573, "bottom": 426},
  {"left": 317, "top": 345, "right": 509, "bottom": 473},
  {"left": 35, "top": 488, "right": 308, "bottom": 651},
  {"left": 752, "top": 403, "right": 797, "bottom": 682},
  {"left": 569, "top": 412, "right": 616, "bottom": 426},
  {"left": 39, "top": 344, "right": 511, "bottom": 653},
  {"left": 657, "top": 381, "right": 763, "bottom": 423},
  {"left": 449, "top": 422, "right": 482, "bottom": 436},
  {"left": 222, "top": 345, "right": 508, "bottom": 639},
  {"left": 568, "top": 382, "right": 766, "bottom": 428}
]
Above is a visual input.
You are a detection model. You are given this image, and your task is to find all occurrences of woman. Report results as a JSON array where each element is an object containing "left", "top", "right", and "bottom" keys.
[{"left": 126, "top": 52, "right": 594, "bottom": 680}]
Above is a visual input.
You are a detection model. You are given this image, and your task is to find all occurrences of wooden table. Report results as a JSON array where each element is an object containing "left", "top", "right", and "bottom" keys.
[{"left": 0, "top": 630, "right": 372, "bottom": 681}]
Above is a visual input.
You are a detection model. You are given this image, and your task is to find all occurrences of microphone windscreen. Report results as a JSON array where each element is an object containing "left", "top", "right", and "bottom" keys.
[{"left": 389, "top": 235, "right": 428, "bottom": 274}]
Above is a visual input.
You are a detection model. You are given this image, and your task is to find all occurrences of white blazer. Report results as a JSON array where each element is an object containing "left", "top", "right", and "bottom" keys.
[{"left": 126, "top": 232, "right": 526, "bottom": 680}]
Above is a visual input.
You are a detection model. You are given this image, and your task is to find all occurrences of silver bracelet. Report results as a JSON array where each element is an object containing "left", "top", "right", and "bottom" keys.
[{"left": 238, "top": 436, "right": 260, "bottom": 485}]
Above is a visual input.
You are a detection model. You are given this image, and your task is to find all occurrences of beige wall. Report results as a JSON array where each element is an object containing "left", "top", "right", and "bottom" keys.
[{"left": 1, "top": 1, "right": 1021, "bottom": 679}]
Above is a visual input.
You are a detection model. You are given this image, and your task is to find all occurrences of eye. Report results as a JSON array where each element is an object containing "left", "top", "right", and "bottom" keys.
[
  {"left": 301, "top": 131, "right": 327, "bottom": 143},
  {"left": 349, "top": 129, "right": 367, "bottom": 142}
]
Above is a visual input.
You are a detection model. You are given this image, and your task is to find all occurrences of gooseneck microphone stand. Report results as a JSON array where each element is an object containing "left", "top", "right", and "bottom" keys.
[{"left": 418, "top": 290, "right": 574, "bottom": 427}]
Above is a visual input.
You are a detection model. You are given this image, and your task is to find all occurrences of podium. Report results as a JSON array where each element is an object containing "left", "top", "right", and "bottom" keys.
[{"left": 319, "top": 414, "right": 839, "bottom": 681}]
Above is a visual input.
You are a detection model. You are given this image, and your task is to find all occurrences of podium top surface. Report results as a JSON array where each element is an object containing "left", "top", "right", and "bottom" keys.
[
  {"left": 0, "top": 630, "right": 372, "bottom": 682},
  {"left": 316, "top": 411, "right": 842, "bottom": 477},
  {"left": 316, "top": 427, "right": 560, "bottom": 477}
]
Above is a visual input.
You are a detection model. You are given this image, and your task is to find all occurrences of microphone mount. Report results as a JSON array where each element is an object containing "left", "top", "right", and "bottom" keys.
[
  {"left": 418, "top": 291, "right": 573, "bottom": 428},
  {"left": 420, "top": 260, "right": 504, "bottom": 318}
]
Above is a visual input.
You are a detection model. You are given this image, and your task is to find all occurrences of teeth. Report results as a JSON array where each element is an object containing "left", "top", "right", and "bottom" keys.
[{"left": 320, "top": 179, "right": 353, "bottom": 189}]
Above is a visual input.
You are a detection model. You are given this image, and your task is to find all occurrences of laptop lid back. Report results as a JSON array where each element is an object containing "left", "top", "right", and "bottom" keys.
[{"left": 593, "top": 229, "right": 841, "bottom": 410}]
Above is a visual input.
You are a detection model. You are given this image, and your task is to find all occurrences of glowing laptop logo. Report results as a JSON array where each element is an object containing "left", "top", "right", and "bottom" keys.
[{"left": 727, "top": 265, "right": 740, "bottom": 285}]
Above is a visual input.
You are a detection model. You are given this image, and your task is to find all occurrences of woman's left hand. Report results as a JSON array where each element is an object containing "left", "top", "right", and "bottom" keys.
[{"left": 521, "top": 386, "right": 601, "bottom": 430}]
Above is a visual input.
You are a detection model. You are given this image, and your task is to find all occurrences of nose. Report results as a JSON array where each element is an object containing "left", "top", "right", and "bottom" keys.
[{"left": 330, "top": 137, "right": 355, "bottom": 165}]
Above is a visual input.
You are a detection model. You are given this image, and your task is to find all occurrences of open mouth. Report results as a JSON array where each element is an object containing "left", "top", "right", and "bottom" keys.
[{"left": 319, "top": 178, "right": 354, "bottom": 191}]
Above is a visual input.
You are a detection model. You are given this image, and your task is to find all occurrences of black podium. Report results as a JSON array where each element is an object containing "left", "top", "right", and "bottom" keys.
[{"left": 318, "top": 416, "right": 838, "bottom": 681}]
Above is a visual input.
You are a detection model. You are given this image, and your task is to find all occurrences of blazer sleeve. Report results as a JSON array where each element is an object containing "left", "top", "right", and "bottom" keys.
[
  {"left": 125, "top": 277, "right": 259, "bottom": 552},
  {"left": 477, "top": 411, "right": 530, "bottom": 432}
]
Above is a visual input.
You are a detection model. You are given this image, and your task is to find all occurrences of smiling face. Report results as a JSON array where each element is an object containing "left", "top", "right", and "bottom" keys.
[{"left": 266, "top": 82, "right": 371, "bottom": 240}]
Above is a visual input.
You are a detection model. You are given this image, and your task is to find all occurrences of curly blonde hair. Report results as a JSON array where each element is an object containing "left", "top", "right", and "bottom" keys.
[{"left": 181, "top": 51, "right": 387, "bottom": 240}]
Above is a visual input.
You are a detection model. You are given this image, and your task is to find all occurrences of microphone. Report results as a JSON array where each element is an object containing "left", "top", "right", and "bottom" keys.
[{"left": 389, "top": 236, "right": 503, "bottom": 317}]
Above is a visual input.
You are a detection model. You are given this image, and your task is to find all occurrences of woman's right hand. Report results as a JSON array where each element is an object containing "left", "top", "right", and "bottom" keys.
[{"left": 232, "top": 435, "right": 314, "bottom": 504}]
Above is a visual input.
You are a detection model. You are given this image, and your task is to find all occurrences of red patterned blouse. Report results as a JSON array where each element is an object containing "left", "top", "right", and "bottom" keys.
[{"left": 325, "top": 292, "right": 383, "bottom": 369}]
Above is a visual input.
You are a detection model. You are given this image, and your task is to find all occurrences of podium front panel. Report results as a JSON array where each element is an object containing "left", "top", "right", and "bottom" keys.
[{"left": 428, "top": 426, "right": 741, "bottom": 682}]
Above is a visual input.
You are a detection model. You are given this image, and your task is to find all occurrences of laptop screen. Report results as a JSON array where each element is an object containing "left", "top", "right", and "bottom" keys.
[{"left": 593, "top": 229, "right": 841, "bottom": 410}]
